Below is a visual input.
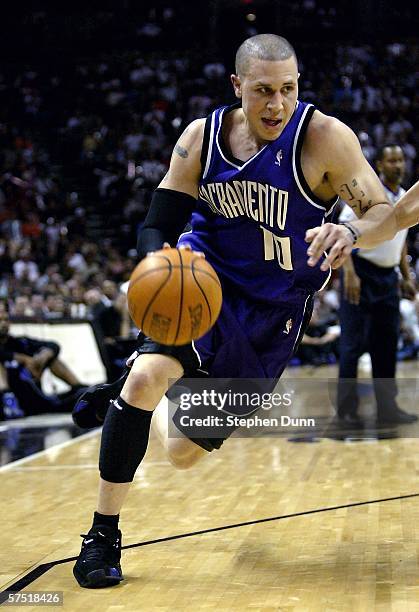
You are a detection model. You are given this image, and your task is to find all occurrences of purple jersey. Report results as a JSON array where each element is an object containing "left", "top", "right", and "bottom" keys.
[{"left": 178, "top": 101, "right": 338, "bottom": 304}]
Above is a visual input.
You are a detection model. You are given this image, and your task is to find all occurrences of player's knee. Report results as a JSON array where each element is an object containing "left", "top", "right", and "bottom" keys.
[
  {"left": 123, "top": 369, "right": 166, "bottom": 408},
  {"left": 122, "top": 354, "right": 184, "bottom": 409},
  {"left": 166, "top": 438, "right": 206, "bottom": 470},
  {"left": 128, "top": 368, "right": 164, "bottom": 395}
]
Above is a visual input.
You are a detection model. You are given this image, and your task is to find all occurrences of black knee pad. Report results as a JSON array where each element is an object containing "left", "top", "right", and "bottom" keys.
[{"left": 99, "top": 397, "right": 153, "bottom": 483}]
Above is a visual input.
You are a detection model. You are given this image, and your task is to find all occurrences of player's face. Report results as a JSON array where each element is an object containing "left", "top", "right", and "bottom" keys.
[
  {"left": 378, "top": 146, "right": 405, "bottom": 185},
  {"left": 231, "top": 56, "right": 299, "bottom": 143}
]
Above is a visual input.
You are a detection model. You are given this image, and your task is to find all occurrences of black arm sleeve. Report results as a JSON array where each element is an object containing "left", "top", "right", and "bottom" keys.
[{"left": 136, "top": 188, "right": 196, "bottom": 260}]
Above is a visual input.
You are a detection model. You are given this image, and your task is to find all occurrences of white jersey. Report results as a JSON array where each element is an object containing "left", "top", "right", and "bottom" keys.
[{"left": 339, "top": 184, "right": 408, "bottom": 268}]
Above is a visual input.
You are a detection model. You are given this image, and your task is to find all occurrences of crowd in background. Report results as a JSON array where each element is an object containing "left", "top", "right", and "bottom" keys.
[{"left": 0, "top": 5, "right": 418, "bottom": 371}]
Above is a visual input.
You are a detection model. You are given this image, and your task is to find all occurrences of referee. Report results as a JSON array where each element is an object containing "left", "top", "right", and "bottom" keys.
[{"left": 337, "top": 143, "right": 417, "bottom": 426}]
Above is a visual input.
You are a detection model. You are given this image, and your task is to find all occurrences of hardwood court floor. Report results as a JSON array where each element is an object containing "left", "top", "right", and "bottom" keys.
[{"left": 1, "top": 363, "right": 418, "bottom": 611}]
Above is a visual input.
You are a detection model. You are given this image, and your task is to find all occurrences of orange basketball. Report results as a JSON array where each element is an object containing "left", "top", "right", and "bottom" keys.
[{"left": 127, "top": 248, "right": 222, "bottom": 346}]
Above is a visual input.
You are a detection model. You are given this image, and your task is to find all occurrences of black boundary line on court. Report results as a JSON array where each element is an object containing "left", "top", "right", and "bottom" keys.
[{"left": 1, "top": 491, "right": 419, "bottom": 603}]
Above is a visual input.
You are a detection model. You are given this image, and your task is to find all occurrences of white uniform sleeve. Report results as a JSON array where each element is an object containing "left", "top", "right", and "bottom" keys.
[{"left": 338, "top": 203, "right": 357, "bottom": 223}]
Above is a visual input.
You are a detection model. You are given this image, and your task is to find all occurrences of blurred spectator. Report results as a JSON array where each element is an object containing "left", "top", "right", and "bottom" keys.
[
  {"left": 295, "top": 297, "right": 340, "bottom": 366},
  {"left": 84, "top": 287, "right": 123, "bottom": 379},
  {"left": 84, "top": 287, "right": 121, "bottom": 336},
  {"left": 11, "top": 296, "right": 33, "bottom": 318},
  {"left": 30, "top": 294, "right": 48, "bottom": 319},
  {"left": 398, "top": 296, "right": 419, "bottom": 360},
  {"left": 13, "top": 247, "right": 39, "bottom": 284}
]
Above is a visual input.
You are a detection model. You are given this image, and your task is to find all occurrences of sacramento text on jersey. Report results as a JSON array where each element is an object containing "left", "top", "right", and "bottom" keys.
[{"left": 199, "top": 180, "right": 288, "bottom": 230}]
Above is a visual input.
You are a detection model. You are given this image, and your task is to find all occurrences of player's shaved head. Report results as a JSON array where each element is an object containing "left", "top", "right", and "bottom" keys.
[{"left": 235, "top": 34, "right": 297, "bottom": 77}]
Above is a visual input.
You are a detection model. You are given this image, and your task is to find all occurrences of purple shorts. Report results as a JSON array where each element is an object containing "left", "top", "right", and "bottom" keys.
[
  {"left": 137, "top": 288, "right": 313, "bottom": 379},
  {"left": 136, "top": 288, "right": 313, "bottom": 451}
]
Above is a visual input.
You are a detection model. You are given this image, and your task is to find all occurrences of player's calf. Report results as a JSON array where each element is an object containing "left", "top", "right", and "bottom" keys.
[
  {"left": 151, "top": 396, "right": 208, "bottom": 469},
  {"left": 166, "top": 437, "right": 207, "bottom": 469}
]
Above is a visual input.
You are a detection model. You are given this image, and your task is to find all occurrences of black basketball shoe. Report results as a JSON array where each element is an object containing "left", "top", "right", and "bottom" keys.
[
  {"left": 72, "top": 369, "right": 129, "bottom": 428},
  {"left": 73, "top": 525, "right": 123, "bottom": 588}
]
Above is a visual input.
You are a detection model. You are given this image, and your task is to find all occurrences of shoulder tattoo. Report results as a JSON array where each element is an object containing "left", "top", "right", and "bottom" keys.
[{"left": 175, "top": 144, "right": 189, "bottom": 158}]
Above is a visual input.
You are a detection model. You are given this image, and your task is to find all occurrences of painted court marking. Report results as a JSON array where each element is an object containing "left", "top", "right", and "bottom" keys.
[{"left": 1, "top": 492, "right": 419, "bottom": 603}]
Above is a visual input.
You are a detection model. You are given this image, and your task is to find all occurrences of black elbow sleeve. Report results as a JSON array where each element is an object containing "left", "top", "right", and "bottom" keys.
[{"left": 136, "top": 188, "right": 196, "bottom": 260}]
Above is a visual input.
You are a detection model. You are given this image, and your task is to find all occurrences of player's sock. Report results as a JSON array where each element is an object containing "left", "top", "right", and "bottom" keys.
[
  {"left": 99, "top": 396, "right": 153, "bottom": 483},
  {"left": 93, "top": 511, "right": 119, "bottom": 530}
]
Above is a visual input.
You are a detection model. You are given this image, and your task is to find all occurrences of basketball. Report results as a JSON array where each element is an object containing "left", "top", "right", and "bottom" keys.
[{"left": 127, "top": 248, "right": 222, "bottom": 346}]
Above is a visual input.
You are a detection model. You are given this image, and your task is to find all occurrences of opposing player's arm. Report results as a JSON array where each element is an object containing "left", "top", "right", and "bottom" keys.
[
  {"left": 137, "top": 119, "right": 205, "bottom": 259},
  {"left": 395, "top": 180, "right": 419, "bottom": 231},
  {"left": 306, "top": 118, "right": 396, "bottom": 269}
]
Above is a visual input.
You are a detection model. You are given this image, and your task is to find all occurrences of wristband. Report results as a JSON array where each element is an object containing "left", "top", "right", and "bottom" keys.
[{"left": 339, "top": 222, "right": 360, "bottom": 245}]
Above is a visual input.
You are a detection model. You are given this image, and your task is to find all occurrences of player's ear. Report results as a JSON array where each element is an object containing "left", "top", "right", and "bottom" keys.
[{"left": 231, "top": 74, "right": 242, "bottom": 98}]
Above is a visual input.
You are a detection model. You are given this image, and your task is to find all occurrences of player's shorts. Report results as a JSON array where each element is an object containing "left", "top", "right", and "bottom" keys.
[{"left": 136, "top": 288, "right": 314, "bottom": 451}]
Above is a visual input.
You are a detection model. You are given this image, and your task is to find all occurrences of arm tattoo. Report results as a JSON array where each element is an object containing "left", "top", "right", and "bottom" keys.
[
  {"left": 339, "top": 179, "right": 388, "bottom": 217},
  {"left": 175, "top": 144, "right": 189, "bottom": 158},
  {"left": 350, "top": 178, "right": 365, "bottom": 197}
]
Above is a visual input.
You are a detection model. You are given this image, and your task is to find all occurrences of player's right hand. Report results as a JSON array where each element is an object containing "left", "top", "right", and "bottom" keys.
[
  {"left": 305, "top": 223, "right": 355, "bottom": 270},
  {"left": 146, "top": 242, "right": 172, "bottom": 256},
  {"left": 178, "top": 243, "right": 205, "bottom": 258},
  {"left": 147, "top": 243, "right": 205, "bottom": 259}
]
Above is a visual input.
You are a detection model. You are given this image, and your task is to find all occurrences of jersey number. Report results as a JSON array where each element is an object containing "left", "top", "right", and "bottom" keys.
[{"left": 261, "top": 226, "right": 293, "bottom": 271}]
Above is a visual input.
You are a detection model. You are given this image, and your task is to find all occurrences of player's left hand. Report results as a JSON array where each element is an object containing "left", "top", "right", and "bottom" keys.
[{"left": 305, "top": 223, "right": 355, "bottom": 271}]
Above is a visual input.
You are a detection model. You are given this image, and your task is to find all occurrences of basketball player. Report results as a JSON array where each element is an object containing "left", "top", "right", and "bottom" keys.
[
  {"left": 73, "top": 34, "right": 399, "bottom": 588},
  {"left": 0, "top": 305, "right": 87, "bottom": 417}
]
